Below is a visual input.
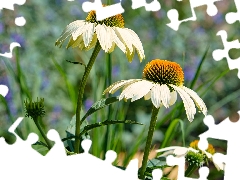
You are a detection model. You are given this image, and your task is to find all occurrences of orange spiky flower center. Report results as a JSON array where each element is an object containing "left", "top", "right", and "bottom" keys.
[
  {"left": 143, "top": 59, "right": 184, "bottom": 89},
  {"left": 190, "top": 140, "right": 215, "bottom": 155}
]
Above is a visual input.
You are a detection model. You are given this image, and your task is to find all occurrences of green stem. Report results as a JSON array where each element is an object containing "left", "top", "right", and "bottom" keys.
[
  {"left": 140, "top": 106, "right": 160, "bottom": 179},
  {"left": 103, "top": 53, "right": 112, "bottom": 158},
  {"left": 74, "top": 41, "right": 101, "bottom": 153},
  {"left": 185, "top": 164, "right": 198, "bottom": 177},
  {"left": 34, "top": 117, "right": 53, "bottom": 150}
]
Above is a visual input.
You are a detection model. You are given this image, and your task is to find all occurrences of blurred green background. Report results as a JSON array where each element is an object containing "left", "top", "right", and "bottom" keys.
[{"left": 0, "top": 0, "right": 239, "bottom": 178}]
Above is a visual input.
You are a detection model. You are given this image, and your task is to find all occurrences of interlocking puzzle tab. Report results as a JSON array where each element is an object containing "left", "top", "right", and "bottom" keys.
[
  {"left": 0, "top": 1, "right": 26, "bottom": 58},
  {"left": 167, "top": 0, "right": 221, "bottom": 31},
  {"left": 212, "top": 30, "right": 240, "bottom": 79},
  {"left": 0, "top": 0, "right": 26, "bottom": 10},
  {"left": 198, "top": 111, "right": 240, "bottom": 180},
  {"left": 0, "top": 117, "right": 140, "bottom": 180},
  {"left": 82, "top": 0, "right": 124, "bottom": 21},
  {"left": 0, "top": 42, "right": 21, "bottom": 58},
  {"left": 131, "top": 0, "right": 161, "bottom": 12},
  {"left": 0, "top": 85, "right": 9, "bottom": 97},
  {"left": 166, "top": 155, "right": 209, "bottom": 180},
  {"left": 225, "top": 0, "right": 240, "bottom": 24}
]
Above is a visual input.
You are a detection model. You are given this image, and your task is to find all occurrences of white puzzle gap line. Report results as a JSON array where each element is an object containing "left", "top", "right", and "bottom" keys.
[
  {"left": 212, "top": 30, "right": 240, "bottom": 79},
  {"left": 0, "top": 1, "right": 25, "bottom": 58},
  {"left": 167, "top": 0, "right": 222, "bottom": 31},
  {"left": 198, "top": 111, "right": 240, "bottom": 180}
]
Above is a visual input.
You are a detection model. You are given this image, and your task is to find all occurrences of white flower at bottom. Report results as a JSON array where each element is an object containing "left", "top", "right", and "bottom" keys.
[
  {"left": 156, "top": 140, "right": 224, "bottom": 171},
  {"left": 103, "top": 59, "right": 207, "bottom": 122}
]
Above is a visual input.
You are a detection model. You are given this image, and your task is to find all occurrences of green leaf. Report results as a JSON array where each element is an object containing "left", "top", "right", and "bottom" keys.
[
  {"left": 79, "top": 119, "right": 143, "bottom": 137},
  {"left": 147, "top": 157, "right": 167, "bottom": 169},
  {"left": 81, "top": 97, "right": 119, "bottom": 121},
  {"left": 64, "top": 114, "right": 90, "bottom": 152},
  {"left": 32, "top": 141, "right": 48, "bottom": 148},
  {"left": 160, "top": 119, "right": 182, "bottom": 148},
  {"left": 67, "top": 114, "right": 88, "bottom": 135}
]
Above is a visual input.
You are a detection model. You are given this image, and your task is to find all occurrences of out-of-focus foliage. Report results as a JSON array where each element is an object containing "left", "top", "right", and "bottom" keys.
[{"left": 0, "top": 1, "right": 239, "bottom": 178}]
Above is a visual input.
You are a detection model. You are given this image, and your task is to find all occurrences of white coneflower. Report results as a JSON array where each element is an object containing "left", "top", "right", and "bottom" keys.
[
  {"left": 55, "top": 8, "right": 145, "bottom": 62},
  {"left": 157, "top": 140, "right": 224, "bottom": 171},
  {"left": 103, "top": 59, "right": 207, "bottom": 122}
]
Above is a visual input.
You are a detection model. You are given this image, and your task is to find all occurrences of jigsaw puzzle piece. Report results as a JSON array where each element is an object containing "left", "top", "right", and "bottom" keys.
[
  {"left": 82, "top": 0, "right": 124, "bottom": 21},
  {"left": 0, "top": 0, "right": 26, "bottom": 10},
  {"left": 199, "top": 111, "right": 240, "bottom": 179},
  {"left": 167, "top": 0, "right": 221, "bottom": 31},
  {"left": 131, "top": 0, "right": 161, "bottom": 11},
  {"left": 152, "top": 169, "right": 163, "bottom": 180},
  {"left": 225, "top": 0, "right": 240, "bottom": 24},
  {"left": 0, "top": 42, "right": 21, "bottom": 58},
  {"left": 167, "top": 155, "right": 209, "bottom": 179},
  {"left": 45, "top": 129, "right": 66, "bottom": 157},
  {"left": 0, "top": 85, "right": 9, "bottom": 97},
  {"left": 212, "top": 30, "right": 240, "bottom": 78}
]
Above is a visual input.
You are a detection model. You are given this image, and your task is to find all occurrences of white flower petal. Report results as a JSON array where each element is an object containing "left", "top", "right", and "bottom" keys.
[
  {"left": 170, "top": 85, "right": 196, "bottom": 122},
  {"left": 169, "top": 91, "right": 177, "bottom": 106},
  {"left": 72, "top": 22, "right": 90, "bottom": 41},
  {"left": 131, "top": 81, "right": 154, "bottom": 101},
  {"left": 83, "top": 33, "right": 98, "bottom": 50},
  {"left": 127, "top": 28, "right": 145, "bottom": 61},
  {"left": 182, "top": 86, "right": 207, "bottom": 116},
  {"left": 188, "top": 147, "right": 199, "bottom": 154},
  {"left": 119, "top": 80, "right": 154, "bottom": 101},
  {"left": 115, "top": 27, "right": 134, "bottom": 53},
  {"left": 56, "top": 20, "right": 85, "bottom": 46},
  {"left": 82, "top": 23, "right": 95, "bottom": 47},
  {"left": 156, "top": 146, "right": 183, "bottom": 153},
  {"left": 95, "top": 24, "right": 113, "bottom": 52},
  {"left": 159, "top": 84, "right": 171, "bottom": 108},
  {"left": 112, "top": 27, "right": 126, "bottom": 53},
  {"left": 103, "top": 79, "right": 140, "bottom": 94},
  {"left": 151, "top": 84, "right": 162, "bottom": 108},
  {"left": 173, "top": 147, "right": 189, "bottom": 156},
  {"left": 203, "top": 151, "right": 212, "bottom": 159}
]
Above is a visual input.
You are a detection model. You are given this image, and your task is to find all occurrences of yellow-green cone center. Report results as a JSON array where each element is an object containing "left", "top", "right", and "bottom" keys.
[
  {"left": 86, "top": 8, "right": 124, "bottom": 28},
  {"left": 190, "top": 140, "right": 215, "bottom": 154},
  {"left": 143, "top": 59, "right": 184, "bottom": 87}
]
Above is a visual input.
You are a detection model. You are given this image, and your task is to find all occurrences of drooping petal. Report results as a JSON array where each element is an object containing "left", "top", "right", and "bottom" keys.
[
  {"left": 82, "top": 23, "right": 95, "bottom": 47},
  {"left": 67, "top": 36, "right": 81, "bottom": 49},
  {"left": 83, "top": 33, "right": 98, "bottom": 51},
  {"left": 95, "top": 24, "right": 113, "bottom": 52},
  {"left": 169, "top": 91, "right": 177, "bottom": 106},
  {"left": 119, "top": 80, "right": 154, "bottom": 101},
  {"left": 159, "top": 84, "right": 171, "bottom": 108},
  {"left": 111, "top": 27, "right": 126, "bottom": 53},
  {"left": 114, "top": 27, "right": 134, "bottom": 53},
  {"left": 55, "top": 20, "right": 85, "bottom": 47},
  {"left": 72, "top": 22, "right": 90, "bottom": 41},
  {"left": 170, "top": 85, "right": 196, "bottom": 122},
  {"left": 126, "top": 28, "right": 145, "bottom": 61},
  {"left": 126, "top": 48, "right": 135, "bottom": 62},
  {"left": 131, "top": 81, "right": 154, "bottom": 101},
  {"left": 103, "top": 79, "right": 140, "bottom": 95},
  {"left": 151, "top": 84, "right": 162, "bottom": 108},
  {"left": 182, "top": 86, "right": 207, "bottom": 116}
]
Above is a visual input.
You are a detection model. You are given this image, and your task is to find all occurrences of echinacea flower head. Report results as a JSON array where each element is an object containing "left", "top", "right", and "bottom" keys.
[
  {"left": 156, "top": 140, "right": 224, "bottom": 170},
  {"left": 103, "top": 59, "right": 207, "bottom": 122},
  {"left": 55, "top": 7, "right": 145, "bottom": 62}
]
